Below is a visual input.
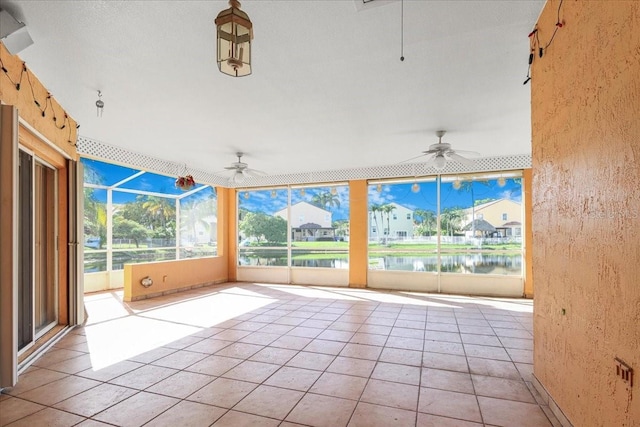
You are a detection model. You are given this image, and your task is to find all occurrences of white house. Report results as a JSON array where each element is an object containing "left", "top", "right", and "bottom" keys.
[
  {"left": 274, "top": 201, "right": 335, "bottom": 241},
  {"left": 369, "top": 202, "right": 415, "bottom": 240}
]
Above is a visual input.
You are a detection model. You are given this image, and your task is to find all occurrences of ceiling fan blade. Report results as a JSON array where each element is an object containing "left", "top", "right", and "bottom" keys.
[
  {"left": 421, "top": 153, "right": 438, "bottom": 167},
  {"left": 447, "top": 152, "right": 475, "bottom": 165},
  {"left": 398, "top": 153, "right": 429, "bottom": 164},
  {"left": 244, "top": 168, "right": 267, "bottom": 177},
  {"left": 451, "top": 149, "right": 480, "bottom": 157}
]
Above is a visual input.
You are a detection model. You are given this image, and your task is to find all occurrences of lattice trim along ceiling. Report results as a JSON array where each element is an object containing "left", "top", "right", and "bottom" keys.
[{"left": 77, "top": 136, "right": 531, "bottom": 189}]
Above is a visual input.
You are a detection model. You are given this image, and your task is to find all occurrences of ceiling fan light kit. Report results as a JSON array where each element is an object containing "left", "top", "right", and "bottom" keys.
[
  {"left": 224, "top": 152, "right": 266, "bottom": 185},
  {"left": 402, "top": 130, "right": 480, "bottom": 171},
  {"left": 215, "top": 0, "right": 253, "bottom": 77}
]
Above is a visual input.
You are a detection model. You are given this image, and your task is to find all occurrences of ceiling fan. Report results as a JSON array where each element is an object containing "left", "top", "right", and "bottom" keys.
[
  {"left": 223, "top": 152, "right": 266, "bottom": 184},
  {"left": 404, "top": 130, "right": 480, "bottom": 170}
]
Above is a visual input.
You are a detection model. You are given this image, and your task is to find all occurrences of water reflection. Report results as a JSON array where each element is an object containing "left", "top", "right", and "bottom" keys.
[{"left": 238, "top": 252, "right": 521, "bottom": 275}]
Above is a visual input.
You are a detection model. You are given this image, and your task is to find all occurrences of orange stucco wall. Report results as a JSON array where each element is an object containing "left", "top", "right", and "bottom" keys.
[
  {"left": 0, "top": 42, "right": 77, "bottom": 158},
  {"left": 531, "top": 1, "right": 640, "bottom": 425},
  {"left": 349, "top": 180, "right": 368, "bottom": 288}
]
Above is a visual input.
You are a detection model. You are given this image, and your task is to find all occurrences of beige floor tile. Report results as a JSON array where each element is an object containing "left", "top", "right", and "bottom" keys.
[
  {"left": 150, "top": 349, "right": 208, "bottom": 370},
  {"left": 493, "top": 327, "right": 533, "bottom": 339},
  {"left": 378, "top": 347, "right": 423, "bottom": 366},
  {"left": 238, "top": 331, "right": 281, "bottom": 346},
  {"left": 424, "top": 331, "right": 461, "bottom": 343},
  {"left": 499, "top": 337, "right": 534, "bottom": 350},
  {"left": 221, "top": 360, "right": 280, "bottom": 383},
  {"left": 184, "top": 338, "right": 234, "bottom": 354},
  {"left": 460, "top": 333, "right": 502, "bottom": 347},
  {"left": 515, "top": 362, "right": 534, "bottom": 382},
  {"left": 361, "top": 379, "right": 420, "bottom": 411},
  {"left": 506, "top": 347, "right": 534, "bottom": 364},
  {"left": 371, "top": 362, "right": 421, "bottom": 385},
  {"left": 75, "top": 420, "right": 115, "bottom": 426},
  {"left": 463, "top": 344, "right": 511, "bottom": 361},
  {"left": 417, "top": 413, "right": 483, "bottom": 426},
  {"left": 0, "top": 396, "right": 45, "bottom": 426},
  {"left": 186, "top": 354, "right": 243, "bottom": 376},
  {"left": 286, "top": 351, "right": 336, "bottom": 371},
  {"left": 4, "top": 369, "right": 68, "bottom": 396},
  {"left": 357, "top": 324, "right": 392, "bottom": 335},
  {"left": 426, "top": 322, "right": 460, "bottom": 333},
  {"left": 77, "top": 360, "right": 144, "bottom": 382},
  {"left": 309, "top": 372, "right": 368, "bottom": 400},
  {"left": 418, "top": 387, "right": 482, "bottom": 423},
  {"left": 46, "top": 353, "right": 94, "bottom": 374},
  {"left": 349, "top": 333, "right": 388, "bottom": 346},
  {"left": 93, "top": 391, "right": 179, "bottom": 427},
  {"left": 348, "top": 401, "right": 417, "bottom": 427},
  {"left": 144, "top": 400, "right": 226, "bottom": 426},
  {"left": 162, "top": 335, "right": 204, "bottom": 350},
  {"left": 263, "top": 366, "right": 322, "bottom": 391},
  {"left": 146, "top": 370, "right": 215, "bottom": 398},
  {"left": 109, "top": 364, "right": 177, "bottom": 390},
  {"left": 285, "top": 393, "right": 357, "bottom": 427},
  {"left": 54, "top": 383, "right": 137, "bottom": 417},
  {"left": 249, "top": 346, "right": 298, "bottom": 364},
  {"left": 215, "top": 342, "right": 264, "bottom": 359},
  {"left": 327, "top": 356, "right": 376, "bottom": 378},
  {"left": 471, "top": 374, "right": 535, "bottom": 403},
  {"left": 302, "top": 339, "right": 347, "bottom": 355},
  {"left": 339, "top": 343, "right": 383, "bottom": 361},
  {"left": 187, "top": 377, "right": 257, "bottom": 408},
  {"left": 212, "top": 410, "right": 280, "bottom": 427},
  {"left": 286, "top": 326, "right": 323, "bottom": 339},
  {"left": 422, "top": 352, "right": 469, "bottom": 373},
  {"left": 423, "top": 340, "right": 465, "bottom": 356},
  {"left": 269, "top": 335, "right": 313, "bottom": 350},
  {"left": 421, "top": 368, "right": 474, "bottom": 394},
  {"left": 233, "top": 384, "right": 303, "bottom": 419},
  {"left": 31, "top": 348, "right": 86, "bottom": 369},
  {"left": 316, "top": 329, "right": 356, "bottom": 342},
  {"left": 213, "top": 329, "right": 252, "bottom": 341},
  {"left": 17, "top": 375, "right": 100, "bottom": 406},
  {"left": 478, "top": 396, "right": 552, "bottom": 427},
  {"left": 467, "top": 357, "right": 521, "bottom": 380},
  {"left": 4, "top": 407, "right": 85, "bottom": 427},
  {"left": 127, "top": 346, "right": 177, "bottom": 364}
]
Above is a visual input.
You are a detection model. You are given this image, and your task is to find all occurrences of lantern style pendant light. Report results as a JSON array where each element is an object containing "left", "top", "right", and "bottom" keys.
[{"left": 215, "top": 0, "right": 253, "bottom": 77}]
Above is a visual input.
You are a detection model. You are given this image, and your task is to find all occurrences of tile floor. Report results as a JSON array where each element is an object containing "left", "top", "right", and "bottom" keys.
[{"left": 0, "top": 282, "right": 560, "bottom": 427}]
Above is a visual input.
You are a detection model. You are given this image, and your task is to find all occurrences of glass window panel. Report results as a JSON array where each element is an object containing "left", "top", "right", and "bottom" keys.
[
  {"left": 180, "top": 186, "right": 218, "bottom": 258},
  {"left": 111, "top": 249, "right": 177, "bottom": 270},
  {"left": 290, "top": 185, "right": 349, "bottom": 268},
  {"left": 114, "top": 195, "right": 176, "bottom": 248},
  {"left": 239, "top": 248, "right": 288, "bottom": 266},
  {"left": 368, "top": 180, "right": 438, "bottom": 271},
  {"left": 81, "top": 158, "right": 139, "bottom": 186},
  {"left": 238, "top": 189, "right": 288, "bottom": 248},
  {"left": 84, "top": 251, "right": 107, "bottom": 273},
  {"left": 118, "top": 172, "right": 205, "bottom": 196}
]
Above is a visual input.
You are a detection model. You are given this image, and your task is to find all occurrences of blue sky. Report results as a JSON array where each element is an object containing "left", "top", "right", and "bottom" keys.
[{"left": 83, "top": 158, "right": 522, "bottom": 220}]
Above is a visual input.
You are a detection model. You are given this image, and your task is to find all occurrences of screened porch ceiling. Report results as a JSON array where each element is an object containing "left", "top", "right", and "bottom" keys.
[{"left": 2, "top": 0, "right": 545, "bottom": 186}]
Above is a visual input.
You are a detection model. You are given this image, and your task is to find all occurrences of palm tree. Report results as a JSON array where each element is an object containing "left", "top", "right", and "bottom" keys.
[
  {"left": 370, "top": 204, "right": 382, "bottom": 241},
  {"left": 311, "top": 191, "right": 340, "bottom": 210},
  {"left": 380, "top": 204, "right": 396, "bottom": 243},
  {"left": 441, "top": 207, "right": 464, "bottom": 238},
  {"left": 415, "top": 209, "right": 436, "bottom": 236}
]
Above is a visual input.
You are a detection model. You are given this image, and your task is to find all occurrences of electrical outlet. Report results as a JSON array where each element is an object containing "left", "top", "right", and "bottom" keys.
[{"left": 615, "top": 357, "right": 633, "bottom": 387}]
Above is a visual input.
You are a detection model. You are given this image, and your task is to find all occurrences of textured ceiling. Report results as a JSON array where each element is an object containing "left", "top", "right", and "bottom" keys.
[{"left": 1, "top": 0, "right": 544, "bottom": 179}]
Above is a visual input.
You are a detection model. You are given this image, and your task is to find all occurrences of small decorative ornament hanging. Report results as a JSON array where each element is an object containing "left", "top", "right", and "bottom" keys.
[
  {"left": 215, "top": 0, "right": 253, "bottom": 77},
  {"left": 376, "top": 184, "right": 383, "bottom": 193},
  {"left": 452, "top": 178, "right": 462, "bottom": 190},
  {"left": 330, "top": 187, "right": 337, "bottom": 195},
  {"left": 497, "top": 176, "right": 506, "bottom": 187},
  {"left": 175, "top": 174, "right": 195, "bottom": 191},
  {"left": 271, "top": 190, "right": 277, "bottom": 198},
  {"left": 95, "top": 90, "right": 104, "bottom": 117},
  {"left": 411, "top": 182, "right": 420, "bottom": 193}
]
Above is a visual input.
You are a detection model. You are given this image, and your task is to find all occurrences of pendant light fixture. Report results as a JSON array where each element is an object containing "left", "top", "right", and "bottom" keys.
[{"left": 215, "top": 0, "right": 253, "bottom": 77}]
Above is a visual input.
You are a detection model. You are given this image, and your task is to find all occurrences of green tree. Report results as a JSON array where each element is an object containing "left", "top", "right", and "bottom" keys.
[
  {"left": 181, "top": 194, "right": 216, "bottom": 244},
  {"left": 239, "top": 212, "right": 286, "bottom": 244},
  {"left": 380, "top": 204, "right": 396, "bottom": 242},
  {"left": 441, "top": 207, "right": 464, "bottom": 238},
  {"left": 370, "top": 204, "right": 382, "bottom": 241},
  {"left": 311, "top": 191, "right": 340, "bottom": 210},
  {"left": 112, "top": 217, "right": 150, "bottom": 248},
  {"left": 414, "top": 209, "right": 436, "bottom": 236},
  {"left": 84, "top": 188, "right": 107, "bottom": 248},
  {"left": 332, "top": 219, "right": 349, "bottom": 238}
]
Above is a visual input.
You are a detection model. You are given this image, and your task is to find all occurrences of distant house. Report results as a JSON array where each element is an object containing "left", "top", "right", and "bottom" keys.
[
  {"left": 369, "top": 202, "right": 415, "bottom": 240},
  {"left": 274, "top": 201, "right": 335, "bottom": 241},
  {"left": 462, "top": 199, "right": 522, "bottom": 238}
]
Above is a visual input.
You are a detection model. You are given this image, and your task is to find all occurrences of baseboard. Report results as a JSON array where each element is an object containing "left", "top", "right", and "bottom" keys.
[{"left": 532, "top": 374, "right": 574, "bottom": 427}]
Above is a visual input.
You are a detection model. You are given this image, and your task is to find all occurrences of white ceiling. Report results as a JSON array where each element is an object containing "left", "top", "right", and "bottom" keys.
[{"left": 1, "top": 0, "right": 543, "bottom": 179}]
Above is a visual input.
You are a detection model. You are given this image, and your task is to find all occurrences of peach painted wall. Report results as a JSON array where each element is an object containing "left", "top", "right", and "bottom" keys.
[
  {"left": 123, "top": 256, "right": 228, "bottom": 301},
  {"left": 532, "top": 1, "right": 640, "bottom": 426},
  {"left": 349, "top": 180, "right": 368, "bottom": 288}
]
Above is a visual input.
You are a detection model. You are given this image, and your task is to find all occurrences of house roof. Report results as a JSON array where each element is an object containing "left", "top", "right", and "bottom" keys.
[
  {"left": 463, "top": 219, "right": 497, "bottom": 232},
  {"left": 2, "top": 0, "right": 544, "bottom": 183}
]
